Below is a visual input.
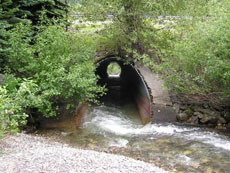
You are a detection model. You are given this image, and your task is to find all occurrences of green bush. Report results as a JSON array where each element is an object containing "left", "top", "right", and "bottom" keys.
[
  {"left": 159, "top": 1, "right": 230, "bottom": 95},
  {"left": 0, "top": 86, "right": 28, "bottom": 137},
  {"left": 3, "top": 22, "right": 105, "bottom": 119}
]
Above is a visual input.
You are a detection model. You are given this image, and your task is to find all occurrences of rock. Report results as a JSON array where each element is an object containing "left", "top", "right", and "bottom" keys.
[
  {"left": 201, "top": 159, "right": 209, "bottom": 164},
  {"left": 194, "top": 112, "right": 204, "bottom": 119},
  {"left": 176, "top": 113, "right": 190, "bottom": 122},
  {"left": 155, "top": 139, "right": 170, "bottom": 144},
  {"left": 179, "top": 105, "right": 187, "bottom": 111},
  {"left": 173, "top": 104, "right": 180, "bottom": 113},
  {"left": 203, "top": 104, "right": 209, "bottom": 109},
  {"left": 218, "top": 117, "right": 226, "bottom": 124},
  {"left": 194, "top": 108, "right": 220, "bottom": 117},
  {"left": 60, "top": 132, "right": 72, "bottom": 136},
  {"left": 0, "top": 73, "right": 4, "bottom": 86},
  {"left": 208, "top": 117, "right": 219, "bottom": 124},
  {"left": 216, "top": 123, "right": 226, "bottom": 130},
  {"left": 191, "top": 162, "right": 200, "bottom": 169},
  {"left": 88, "top": 144, "right": 96, "bottom": 150},
  {"left": 223, "top": 112, "right": 230, "bottom": 122},
  {"left": 200, "top": 116, "right": 211, "bottom": 124},
  {"left": 151, "top": 145, "right": 159, "bottom": 151},
  {"left": 184, "top": 108, "right": 194, "bottom": 116},
  {"left": 183, "top": 150, "right": 192, "bottom": 155},
  {"left": 205, "top": 167, "right": 213, "bottom": 173},
  {"left": 226, "top": 122, "right": 230, "bottom": 129},
  {"left": 200, "top": 115, "right": 218, "bottom": 125},
  {"left": 187, "top": 116, "right": 199, "bottom": 124}
]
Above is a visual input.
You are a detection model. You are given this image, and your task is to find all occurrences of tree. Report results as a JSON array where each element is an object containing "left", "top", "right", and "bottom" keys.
[
  {"left": 161, "top": 0, "right": 230, "bottom": 95},
  {"left": 10, "top": 0, "right": 68, "bottom": 25},
  {"left": 78, "top": 0, "right": 208, "bottom": 62},
  {"left": 0, "top": 0, "right": 69, "bottom": 71},
  {"left": 0, "top": 0, "right": 17, "bottom": 70}
]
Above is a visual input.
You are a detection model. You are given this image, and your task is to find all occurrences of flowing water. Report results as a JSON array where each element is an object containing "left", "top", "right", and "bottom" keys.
[{"left": 39, "top": 101, "right": 230, "bottom": 172}]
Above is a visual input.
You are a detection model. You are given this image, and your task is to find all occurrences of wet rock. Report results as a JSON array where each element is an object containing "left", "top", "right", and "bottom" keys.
[
  {"left": 152, "top": 104, "right": 177, "bottom": 122},
  {"left": 176, "top": 113, "right": 190, "bottom": 122},
  {"left": 215, "top": 123, "right": 226, "bottom": 130},
  {"left": 187, "top": 116, "right": 199, "bottom": 124},
  {"left": 60, "top": 132, "right": 72, "bottom": 136},
  {"left": 155, "top": 139, "right": 170, "bottom": 144},
  {"left": 191, "top": 162, "right": 200, "bottom": 169},
  {"left": 183, "top": 150, "right": 192, "bottom": 155},
  {"left": 201, "top": 159, "right": 209, "bottom": 164},
  {"left": 207, "top": 116, "right": 219, "bottom": 124},
  {"left": 200, "top": 116, "right": 211, "bottom": 124},
  {"left": 201, "top": 115, "right": 218, "bottom": 125},
  {"left": 151, "top": 145, "right": 159, "bottom": 151}
]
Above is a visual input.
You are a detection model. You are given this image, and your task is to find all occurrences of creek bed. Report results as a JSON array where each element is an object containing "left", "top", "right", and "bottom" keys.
[{"left": 38, "top": 101, "right": 230, "bottom": 173}]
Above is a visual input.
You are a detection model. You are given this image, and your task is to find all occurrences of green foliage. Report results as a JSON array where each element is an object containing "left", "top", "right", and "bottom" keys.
[
  {"left": 0, "top": 0, "right": 68, "bottom": 70},
  {"left": 77, "top": 0, "right": 186, "bottom": 57},
  {"left": 0, "top": 0, "right": 17, "bottom": 68},
  {"left": 159, "top": 0, "right": 230, "bottom": 94},
  {"left": 10, "top": 0, "right": 68, "bottom": 25},
  {"left": 3, "top": 22, "right": 105, "bottom": 119},
  {"left": 107, "top": 62, "right": 121, "bottom": 76},
  {"left": 0, "top": 86, "right": 28, "bottom": 136},
  {"left": 77, "top": 0, "right": 209, "bottom": 60},
  {"left": 77, "top": 0, "right": 229, "bottom": 96}
]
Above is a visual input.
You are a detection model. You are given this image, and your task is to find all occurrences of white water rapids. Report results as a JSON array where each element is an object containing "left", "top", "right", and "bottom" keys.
[
  {"left": 82, "top": 105, "right": 230, "bottom": 151},
  {"left": 40, "top": 103, "right": 230, "bottom": 172}
]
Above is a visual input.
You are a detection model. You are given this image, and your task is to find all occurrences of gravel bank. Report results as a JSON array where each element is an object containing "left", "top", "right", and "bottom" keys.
[{"left": 0, "top": 133, "right": 167, "bottom": 173}]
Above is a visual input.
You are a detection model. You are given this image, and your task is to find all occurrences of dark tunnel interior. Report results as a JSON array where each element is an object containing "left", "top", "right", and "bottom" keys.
[{"left": 95, "top": 56, "right": 152, "bottom": 125}]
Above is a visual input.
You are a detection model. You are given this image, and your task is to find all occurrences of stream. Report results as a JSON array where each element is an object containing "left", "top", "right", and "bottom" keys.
[{"left": 39, "top": 99, "right": 230, "bottom": 172}]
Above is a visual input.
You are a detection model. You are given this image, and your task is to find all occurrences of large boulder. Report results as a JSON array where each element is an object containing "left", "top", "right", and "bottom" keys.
[{"left": 176, "top": 112, "right": 190, "bottom": 122}]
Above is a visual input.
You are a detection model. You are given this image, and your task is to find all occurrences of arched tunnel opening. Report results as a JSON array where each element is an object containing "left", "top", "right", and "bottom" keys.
[{"left": 95, "top": 56, "right": 152, "bottom": 125}]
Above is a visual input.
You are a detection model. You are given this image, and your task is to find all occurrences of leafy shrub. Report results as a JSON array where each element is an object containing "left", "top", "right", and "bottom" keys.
[
  {"left": 3, "top": 22, "right": 105, "bottom": 119},
  {"left": 0, "top": 86, "right": 28, "bottom": 137},
  {"left": 159, "top": 1, "right": 230, "bottom": 95}
]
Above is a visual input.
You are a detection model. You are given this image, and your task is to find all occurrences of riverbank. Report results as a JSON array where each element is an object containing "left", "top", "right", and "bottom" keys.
[
  {"left": 0, "top": 133, "right": 167, "bottom": 173},
  {"left": 170, "top": 92, "right": 230, "bottom": 129}
]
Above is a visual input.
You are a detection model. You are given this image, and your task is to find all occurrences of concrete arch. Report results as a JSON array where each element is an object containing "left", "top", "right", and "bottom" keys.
[{"left": 95, "top": 56, "right": 152, "bottom": 125}]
